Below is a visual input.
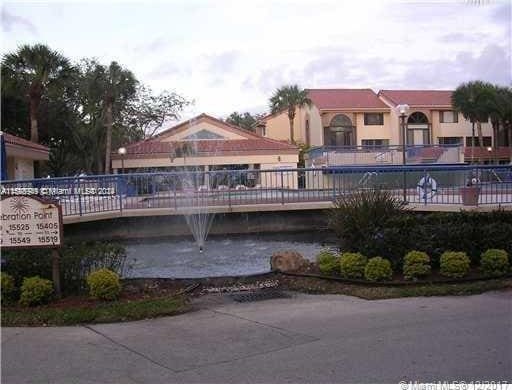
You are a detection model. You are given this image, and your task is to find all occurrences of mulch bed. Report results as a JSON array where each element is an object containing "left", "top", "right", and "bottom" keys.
[{"left": 5, "top": 267, "right": 511, "bottom": 312}]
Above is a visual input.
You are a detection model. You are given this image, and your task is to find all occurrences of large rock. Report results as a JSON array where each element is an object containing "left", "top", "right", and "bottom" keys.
[{"left": 270, "top": 251, "right": 308, "bottom": 272}]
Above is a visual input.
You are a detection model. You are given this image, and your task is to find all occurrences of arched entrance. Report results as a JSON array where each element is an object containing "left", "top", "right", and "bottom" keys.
[
  {"left": 406, "top": 112, "right": 430, "bottom": 145},
  {"left": 324, "top": 114, "right": 355, "bottom": 146}
]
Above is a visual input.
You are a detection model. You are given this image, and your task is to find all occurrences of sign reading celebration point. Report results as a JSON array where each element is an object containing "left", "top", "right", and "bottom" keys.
[{"left": 1, "top": 196, "right": 63, "bottom": 248}]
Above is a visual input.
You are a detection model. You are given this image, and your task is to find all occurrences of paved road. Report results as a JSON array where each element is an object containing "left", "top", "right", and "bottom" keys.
[{"left": 2, "top": 290, "right": 511, "bottom": 383}]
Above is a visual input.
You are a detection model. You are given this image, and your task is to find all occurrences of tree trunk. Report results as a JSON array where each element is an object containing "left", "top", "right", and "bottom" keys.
[
  {"left": 28, "top": 84, "right": 41, "bottom": 143},
  {"left": 29, "top": 84, "right": 42, "bottom": 177},
  {"left": 477, "top": 121, "right": 484, "bottom": 163},
  {"left": 288, "top": 107, "right": 296, "bottom": 143},
  {"left": 104, "top": 102, "right": 113, "bottom": 174}
]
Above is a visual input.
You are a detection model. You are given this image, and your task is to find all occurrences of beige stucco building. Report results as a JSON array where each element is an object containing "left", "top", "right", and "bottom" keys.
[
  {"left": 260, "top": 88, "right": 506, "bottom": 165},
  {"left": 1, "top": 132, "right": 49, "bottom": 180},
  {"left": 111, "top": 114, "right": 299, "bottom": 189}
]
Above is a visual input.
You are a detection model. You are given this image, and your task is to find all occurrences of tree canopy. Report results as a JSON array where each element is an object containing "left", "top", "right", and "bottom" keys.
[
  {"left": 1, "top": 45, "right": 190, "bottom": 176},
  {"left": 225, "top": 111, "right": 263, "bottom": 131},
  {"left": 269, "top": 84, "right": 311, "bottom": 142}
]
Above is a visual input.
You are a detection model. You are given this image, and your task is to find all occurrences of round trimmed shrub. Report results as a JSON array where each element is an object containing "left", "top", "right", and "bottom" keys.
[
  {"left": 364, "top": 257, "right": 393, "bottom": 281},
  {"left": 87, "top": 268, "right": 121, "bottom": 300},
  {"left": 316, "top": 250, "right": 339, "bottom": 275},
  {"left": 340, "top": 252, "right": 368, "bottom": 279},
  {"left": 440, "top": 251, "right": 471, "bottom": 278},
  {"left": 1, "top": 272, "right": 16, "bottom": 303},
  {"left": 403, "top": 250, "right": 431, "bottom": 280},
  {"left": 19, "top": 276, "right": 54, "bottom": 306},
  {"left": 480, "top": 249, "right": 509, "bottom": 277}
]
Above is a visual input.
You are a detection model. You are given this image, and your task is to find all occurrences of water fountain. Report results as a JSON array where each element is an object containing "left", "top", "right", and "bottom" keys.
[
  {"left": 176, "top": 117, "right": 216, "bottom": 251},
  {"left": 183, "top": 212, "right": 215, "bottom": 252}
]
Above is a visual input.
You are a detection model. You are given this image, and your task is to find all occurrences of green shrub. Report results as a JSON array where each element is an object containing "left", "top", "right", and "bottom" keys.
[
  {"left": 1, "top": 272, "right": 16, "bottom": 303},
  {"left": 340, "top": 252, "right": 368, "bottom": 279},
  {"left": 364, "top": 257, "right": 393, "bottom": 281},
  {"left": 328, "top": 189, "right": 405, "bottom": 261},
  {"left": 87, "top": 268, "right": 121, "bottom": 300},
  {"left": 19, "top": 277, "right": 54, "bottom": 306},
  {"left": 2, "top": 241, "right": 129, "bottom": 293},
  {"left": 327, "top": 206, "right": 512, "bottom": 269},
  {"left": 440, "top": 251, "right": 471, "bottom": 278},
  {"left": 480, "top": 249, "right": 509, "bottom": 277},
  {"left": 403, "top": 251, "right": 431, "bottom": 280},
  {"left": 316, "top": 251, "right": 339, "bottom": 275}
]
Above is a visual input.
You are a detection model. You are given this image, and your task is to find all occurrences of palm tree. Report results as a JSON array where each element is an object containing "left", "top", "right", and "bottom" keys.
[
  {"left": 452, "top": 81, "right": 495, "bottom": 162},
  {"left": 483, "top": 85, "right": 512, "bottom": 161},
  {"left": 101, "top": 62, "right": 137, "bottom": 174},
  {"left": 1, "top": 44, "right": 71, "bottom": 143},
  {"left": 269, "top": 85, "right": 311, "bottom": 143}
]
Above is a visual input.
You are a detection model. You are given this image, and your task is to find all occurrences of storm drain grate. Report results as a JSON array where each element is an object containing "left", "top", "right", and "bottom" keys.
[{"left": 229, "top": 289, "right": 290, "bottom": 303}]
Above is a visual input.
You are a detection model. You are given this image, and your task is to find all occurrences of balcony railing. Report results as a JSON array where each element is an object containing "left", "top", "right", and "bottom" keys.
[
  {"left": 307, "top": 144, "right": 463, "bottom": 166},
  {"left": 1, "top": 164, "right": 511, "bottom": 217}
]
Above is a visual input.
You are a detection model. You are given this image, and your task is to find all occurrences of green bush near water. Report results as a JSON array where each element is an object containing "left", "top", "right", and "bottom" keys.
[
  {"left": 480, "top": 249, "right": 509, "bottom": 277},
  {"left": 327, "top": 190, "right": 512, "bottom": 268},
  {"left": 87, "top": 268, "right": 122, "bottom": 300},
  {"left": 364, "top": 257, "right": 393, "bottom": 281},
  {"left": 1, "top": 272, "right": 16, "bottom": 303},
  {"left": 19, "top": 276, "right": 54, "bottom": 306},
  {"left": 403, "top": 251, "right": 431, "bottom": 280},
  {"left": 340, "top": 252, "right": 368, "bottom": 279},
  {"left": 316, "top": 251, "right": 339, "bottom": 275},
  {"left": 440, "top": 251, "right": 471, "bottom": 278}
]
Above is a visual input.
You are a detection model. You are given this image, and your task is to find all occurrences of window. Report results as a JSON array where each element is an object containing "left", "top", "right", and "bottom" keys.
[
  {"left": 440, "top": 111, "right": 458, "bottom": 123},
  {"left": 324, "top": 114, "right": 355, "bottom": 146},
  {"left": 364, "top": 113, "right": 384, "bottom": 125},
  {"left": 438, "top": 137, "right": 462, "bottom": 145},
  {"left": 361, "top": 139, "right": 389, "bottom": 148},
  {"left": 466, "top": 136, "right": 492, "bottom": 147}
]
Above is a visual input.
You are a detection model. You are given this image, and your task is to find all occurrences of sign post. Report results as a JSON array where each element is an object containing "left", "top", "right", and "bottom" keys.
[{"left": 1, "top": 196, "right": 64, "bottom": 298}]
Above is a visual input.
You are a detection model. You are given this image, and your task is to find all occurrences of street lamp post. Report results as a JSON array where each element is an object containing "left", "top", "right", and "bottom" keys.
[
  {"left": 117, "top": 147, "right": 127, "bottom": 174},
  {"left": 396, "top": 104, "right": 410, "bottom": 204}
]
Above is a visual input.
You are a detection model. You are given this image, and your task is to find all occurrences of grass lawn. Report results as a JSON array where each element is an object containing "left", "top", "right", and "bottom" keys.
[{"left": 2, "top": 295, "right": 188, "bottom": 327}]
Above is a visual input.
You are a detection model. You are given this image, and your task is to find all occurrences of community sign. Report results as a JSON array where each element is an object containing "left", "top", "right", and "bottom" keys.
[{"left": 1, "top": 196, "right": 63, "bottom": 248}]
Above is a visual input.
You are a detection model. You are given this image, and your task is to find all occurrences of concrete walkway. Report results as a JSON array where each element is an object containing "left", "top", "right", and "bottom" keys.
[{"left": 2, "top": 290, "right": 511, "bottom": 383}]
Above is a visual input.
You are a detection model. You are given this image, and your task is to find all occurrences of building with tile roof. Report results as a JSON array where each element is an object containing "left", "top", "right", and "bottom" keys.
[
  {"left": 1, "top": 132, "right": 50, "bottom": 180},
  {"left": 260, "top": 88, "right": 508, "bottom": 165},
  {"left": 111, "top": 114, "right": 299, "bottom": 188}
]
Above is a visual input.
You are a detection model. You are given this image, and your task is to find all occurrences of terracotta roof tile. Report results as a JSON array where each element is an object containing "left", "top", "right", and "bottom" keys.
[
  {"left": 378, "top": 90, "right": 453, "bottom": 107},
  {"left": 115, "top": 139, "right": 297, "bottom": 157},
  {"left": 307, "top": 89, "right": 389, "bottom": 110},
  {"left": 1, "top": 132, "right": 49, "bottom": 152}
]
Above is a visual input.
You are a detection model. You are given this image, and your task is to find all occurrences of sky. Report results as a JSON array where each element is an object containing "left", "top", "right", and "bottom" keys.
[{"left": 1, "top": 0, "right": 511, "bottom": 122}]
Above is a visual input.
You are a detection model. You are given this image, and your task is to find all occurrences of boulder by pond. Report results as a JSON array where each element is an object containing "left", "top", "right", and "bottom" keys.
[{"left": 270, "top": 251, "right": 309, "bottom": 272}]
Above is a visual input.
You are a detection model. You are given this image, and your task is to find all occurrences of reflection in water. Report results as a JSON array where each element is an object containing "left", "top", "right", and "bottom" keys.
[{"left": 123, "top": 232, "right": 334, "bottom": 279}]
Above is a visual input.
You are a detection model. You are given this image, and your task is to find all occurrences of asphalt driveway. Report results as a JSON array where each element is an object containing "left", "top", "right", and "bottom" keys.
[{"left": 2, "top": 290, "right": 511, "bottom": 383}]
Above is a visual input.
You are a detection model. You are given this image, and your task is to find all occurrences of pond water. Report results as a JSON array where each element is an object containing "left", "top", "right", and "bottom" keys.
[{"left": 123, "top": 232, "right": 335, "bottom": 279}]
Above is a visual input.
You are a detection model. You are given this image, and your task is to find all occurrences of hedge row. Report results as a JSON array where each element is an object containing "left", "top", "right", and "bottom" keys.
[
  {"left": 315, "top": 249, "right": 510, "bottom": 281},
  {"left": 327, "top": 190, "right": 512, "bottom": 269}
]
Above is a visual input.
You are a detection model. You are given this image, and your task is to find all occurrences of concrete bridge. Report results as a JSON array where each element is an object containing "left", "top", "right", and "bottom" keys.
[{"left": 1, "top": 164, "right": 511, "bottom": 226}]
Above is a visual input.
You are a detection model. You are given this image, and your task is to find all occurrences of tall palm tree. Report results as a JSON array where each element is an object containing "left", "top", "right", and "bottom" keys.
[
  {"left": 1, "top": 44, "right": 71, "bottom": 143},
  {"left": 269, "top": 85, "right": 311, "bottom": 143},
  {"left": 452, "top": 81, "right": 494, "bottom": 162},
  {"left": 101, "top": 62, "right": 137, "bottom": 174},
  {"left": 483, "top": 85, "right": 512, "bottom": 161}
]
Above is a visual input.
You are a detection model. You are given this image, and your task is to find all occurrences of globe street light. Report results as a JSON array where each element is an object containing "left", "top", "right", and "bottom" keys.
[
  {"left": 118, "top": 147, "right": 127, "bottom": 174},
  {"left": 396, "top": 104, "right": 410, "bottom": 204}
]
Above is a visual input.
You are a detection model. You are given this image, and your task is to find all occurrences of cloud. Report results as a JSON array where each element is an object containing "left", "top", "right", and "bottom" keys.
[
  {"left": 400, "top": 44, "right": 511, "bottom": 89},
  {"left": 1, "top": 7, "right": 36, "bottom": 34}
]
